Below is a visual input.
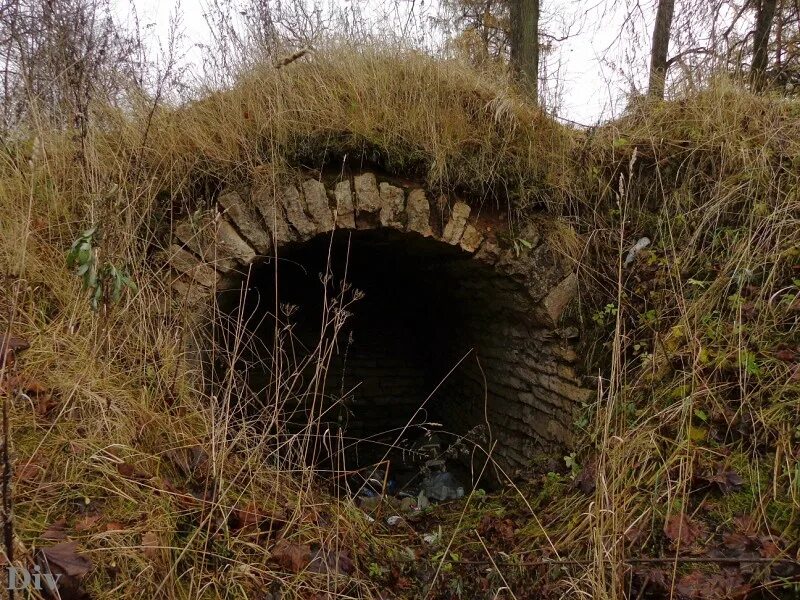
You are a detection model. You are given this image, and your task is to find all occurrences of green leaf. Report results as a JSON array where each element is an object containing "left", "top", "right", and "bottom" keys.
[
  {"left": 742, "top": 351, "right": 761, "bottom": 376},
  {"left": 687, "top": 278, "right": 709, "bottom": 288},
  {"left": 688, "top": 426, "right": 707, "bottom": 441},
  {"left": 112, "top": 272, "right": 123, "bottom": 303},
  {"left": 612, "top": 137, "right": 629, "bottom": 149}
]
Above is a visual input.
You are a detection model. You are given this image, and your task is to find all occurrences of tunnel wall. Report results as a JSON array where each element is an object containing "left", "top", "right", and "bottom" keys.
[
  {"left": 164, "top": 170, "right": 593, "bottom": 473},
  {"left": 325, "top": 324, "right": 430, "bottom": 441}
]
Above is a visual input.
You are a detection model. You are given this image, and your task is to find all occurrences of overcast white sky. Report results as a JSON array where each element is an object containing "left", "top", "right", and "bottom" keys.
[{"left": 115, "top": 0, "right": 657, "bottom": 124}]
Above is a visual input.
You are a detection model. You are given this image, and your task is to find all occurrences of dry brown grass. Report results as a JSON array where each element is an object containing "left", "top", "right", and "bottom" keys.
[{"left": 0, "top": 47, "right": 798, "bottom": 599}]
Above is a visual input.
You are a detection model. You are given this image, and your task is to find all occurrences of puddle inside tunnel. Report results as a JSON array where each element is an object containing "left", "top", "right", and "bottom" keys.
[{"left": 213, "top": 227, "right": 579, "bottom": 497}]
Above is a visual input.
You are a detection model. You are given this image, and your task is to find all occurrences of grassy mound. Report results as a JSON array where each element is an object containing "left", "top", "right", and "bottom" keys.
[{"left": 1, "top": 49, "right": 798, "bottom": 599}]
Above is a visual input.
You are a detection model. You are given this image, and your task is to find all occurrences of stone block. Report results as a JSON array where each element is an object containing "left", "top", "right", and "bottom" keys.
[
  {"left": 459, "top": 224, "right": 484, "bottom": 253},
  {"left": 442, "top": 201, "right": 471, "bottom": 244},
  {"left": 538, "top": 374, "right": 594, "bottom": 403},
  {"left": 174, "top": 217, "right": 244, "bottom": 272},
  {"left": 163, "top": 244, "right": 220, "bottom": 288},
  {"left": 353, "top": 172, "right": 381, "bottom": 215},
  {"left": 473, "top": 239, "right": 501, "bottom": 264},
  {"left": 540, "top": 272, "right": 578, "bottom": 324},
  {"left": 251, "top": 184, "right": 295, "bottom": 246},
  {"left": 171, "top": 274, "right": 213, "bottom": 305},
  {"left": 218, "top": 190, "right": 271, "bottom": 255},
  {"left": 302, "top": 179, "right": 335, "bottom": 231},
  {"left": 215, "top": 219, "right": 258, "bottom": 264},
  {"left": 406, "top": 189, "right": 433, "bottom": 236},
  {"left": 333, "top": 180, "right": 356, "bottom": 228},
  {"left": 280, "top": 184, "right": 317, "bottom": 240},
  {"left": 378, "top": 182, "right": 405, "bottom": 228},
  {"left": 174, "top": 218, "right": 207, "bottom": 257}
]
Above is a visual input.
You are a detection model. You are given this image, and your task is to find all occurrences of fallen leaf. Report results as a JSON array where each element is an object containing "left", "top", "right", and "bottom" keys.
[
  {"left": 573, "top": 457, "right": 597, "bottom": 494},
  {"left": 675, "top": 569, "right": 750, "bottom": 600},
  {"left": 308, "top": 548, "right": 354, "bottom": 575},
  {"left": 116, "top": 462, "right": 136, "bottom": 477},
  {"left": 116, "top": 461, "right": 148, "bottom": 479},
  {"left": 270, "top": 539, "right": 311, "bottom": 573},
  {"left": 104, "top": 521, "right": 126, "bottom": 532},
  {"left": 699, "top": 467, "right": 744, "bottom": 494},
  {"left": 0, "top": 332, "right": 29, "bottom": 370},
  {"left": 230, "top": 501, "right": 265, "bottom": 531},
  {"left": 688, "top": 426, "right": 708, "bottom": 441},
  {"left": 715, "top": 570, "right": 751, "bottom": 599},
  {"left": 675, "top": 572, "right": 709, "bottom": 600},
  {"left": 759, "top": 537, "right": 781, "bottom": 558},
  {"left": 34, "top": 393, "right": 59, "bottom": 419},
  {"left": 21, "top": 377, "right": 48, "bottom": 395},
  {"left": 477, "top": 515, "right": 516, "bottom": 549},
  {"left": 664, "top": 514, "right": 708, "bottom": 549},
  {"left": 36, "top": 541, "right": 93, "bottom": 600},
  {"left": 774, "top": 347, "right": 797, "bottom": 362},
  {"left": 722, "top": 532, "right": 754, "bottom": 553},
  {"left": 73, "top": 514, "right": 102, "bottom": 532},
  {"left": 42, "top": 519, "right": 68, "bottom": 541},
  {"left": 733, "top": 515, "right": 757, "bottom": 535},
  {"left": 141, "top": 531, "right": 160, "bottom": 560},
  {"left": 15, "top": 461, "right": 44, "bottom": 483}
]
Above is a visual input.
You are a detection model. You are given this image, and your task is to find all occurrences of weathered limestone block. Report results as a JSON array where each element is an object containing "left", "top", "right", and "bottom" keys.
[
  {"left": 174, "top": 217, "right": 247, "bottom": 272},
  {"left": 302, "top": 179, "right": 335, "bottom": 231},
  {"left": 215, "top": 219, "right": 257, "bottom": 264},
  {"left": 551, "top": 345, "right": 578, "bottom": 363},
  {"left": 281, "top": 184, "right": 317, "bottom": 240},
  {"left": 164, "top": 244, "right": 220, "bottom": 288},
  {"left": 333, "top": 180, "right": 356, "bottom": 228},
  {"left": 218, "top": 190, "right": 271, "bottom": 255},
  {"left": 406, "top": 189, "right": 432, "bottom": 236},
  {"left": 379, "top": 182, "right": 405, "bottom": 228},
  {"left": 171, "top": 275, "right": 214, "bottom": 305},
  {"left": 539, "top": 272, "right": 579, "bottom": 324},
  {"left": 459, "top": 224, "right": 484, "bottom": 253},
  {"left": 251, "top": 184, "right": 295, "bottom": 246},
  {"left": 442, "top": 201, "right": 471, "bottom": 244},
  {"left": 538, "top": 373, "right": 594, "bottom": 403},
  {"left": 474, "top": 238, "right": 501, "bottom": 264},
  {"left": 353, "top": 173, "right": 381, "bottom": 215},
  {"left": 174, "top": 218, "right": 209, "bottom": 257}
]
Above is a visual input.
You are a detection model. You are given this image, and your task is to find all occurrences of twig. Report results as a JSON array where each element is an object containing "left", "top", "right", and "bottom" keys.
[
  {"left": 1, "top": 300, "right": 20, "bottom": 599},
  {"left": 428, "top": 555, "right": 800, "bottom": 567}
]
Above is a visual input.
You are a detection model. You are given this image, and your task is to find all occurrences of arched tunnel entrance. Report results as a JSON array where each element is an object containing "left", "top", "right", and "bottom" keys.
[
  {"left": 212, "top": 227, "right": 586, "bottom": 491},
  {"left": 170, "top": 172, "right": 591, "bottom": 493}
]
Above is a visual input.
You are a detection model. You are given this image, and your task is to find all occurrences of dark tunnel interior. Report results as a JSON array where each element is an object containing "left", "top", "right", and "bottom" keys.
[{"left": 213, "top": 228, "right": 561, "bottom": 491}]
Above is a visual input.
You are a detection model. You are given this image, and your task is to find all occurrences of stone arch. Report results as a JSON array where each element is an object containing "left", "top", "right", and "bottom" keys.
[{"left": 164, "top": 170, "right": 592, "bottom": 474}]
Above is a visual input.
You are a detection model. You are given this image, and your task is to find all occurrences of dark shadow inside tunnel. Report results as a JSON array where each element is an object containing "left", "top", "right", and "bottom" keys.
[{"left": 213, "top": 228, "right": 570, "bottom": 491}]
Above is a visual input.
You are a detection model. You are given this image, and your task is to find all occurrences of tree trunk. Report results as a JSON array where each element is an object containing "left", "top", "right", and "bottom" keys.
[
  {"left": 647, "top": 0, "right": 676, "bottom": 99},
  {"left": 510, "top": 0, "right": 539, "bottom": 102},
  {"left": 752, "top": 0, "right": 778, "bottom": 91}
]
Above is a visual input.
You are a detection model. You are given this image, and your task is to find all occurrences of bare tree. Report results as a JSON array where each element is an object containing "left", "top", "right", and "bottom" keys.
[
  {"left": 604, "top": 0, "right": 760, "bottom": 100},
  {"left": 0, "top": 0, "right": 143, "bottom": 135},
  {"left": 647, "top": 0, "right": 676, "bottom": 98},
  {"left": 752, "top": 0, "right": 778, "bottom": 90},
  {"left": 509, "top": 0, "right": 540, "bottom": 100}
]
